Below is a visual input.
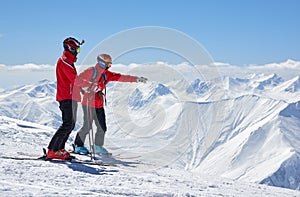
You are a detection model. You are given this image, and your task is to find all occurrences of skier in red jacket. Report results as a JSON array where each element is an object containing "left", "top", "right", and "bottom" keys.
[
  {"left": 47, "top": 37, "right": 86, "bottom": 160},
  {"left": 73, "top": 54, "right": 147, "bottom": 155}
]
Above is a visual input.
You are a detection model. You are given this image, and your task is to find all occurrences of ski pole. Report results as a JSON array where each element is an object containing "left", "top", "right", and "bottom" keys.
[
  {"left": 86, "top": 94, "right": 95, "bottom": 160},
  {"left": 86, "top": 95, "right": 92, "bottom": 160},
  {"left": 89, "top": 103, "right": 95, "bottom": 160}
]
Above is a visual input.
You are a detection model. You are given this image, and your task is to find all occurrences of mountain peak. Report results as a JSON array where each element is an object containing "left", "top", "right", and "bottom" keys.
[
  {"left": 252, "top": 73, "right": 283, "bottom": 90},
  {"left": 187, "top": 79, "right": 210, "bottom": 95},
  {"left": 284, "top": 76, "right": 300, "bottom": 93},
  {"left": 128, "top": 82, "right": 172, "bottom": 109}
]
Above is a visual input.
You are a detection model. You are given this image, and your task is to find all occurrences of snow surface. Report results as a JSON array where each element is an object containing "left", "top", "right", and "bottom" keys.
[
  {"left": 0, "top": 116, "right": 299, "bottom": 196},
  {"left": 0, "top": 62, "right": 300, "bottom": 196}
]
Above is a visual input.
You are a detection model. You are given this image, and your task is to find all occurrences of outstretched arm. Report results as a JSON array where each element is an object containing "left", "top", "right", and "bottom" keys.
[{"left": 107, "top": 71, "right": 147, "bottom": 83}]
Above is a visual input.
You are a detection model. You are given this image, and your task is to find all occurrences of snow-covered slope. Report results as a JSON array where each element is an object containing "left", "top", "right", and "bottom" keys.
[
  {"left": 0, "top": 79, "right": 85, "bottom": 129},
  {"left": 0, "top": 116, "right": 299, "bottom": 196},
  {"left": 191, "top": 98, "right": 297, "bottom": 181},
  {"left": 0, "top": 80, "right": 60, "bottom": 128},
  {"left": 104, "top": 72, "right": 300, "bottom": 191},
  {"left": 0, "top": 67, "right": 300, "bottom": 192}
]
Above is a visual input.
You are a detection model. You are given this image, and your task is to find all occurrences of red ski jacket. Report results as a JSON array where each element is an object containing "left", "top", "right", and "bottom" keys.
[
  {"left": 56, "top": 50, "right": 81, "bottom": 102},
  {"left": 76, "top": 64, "right": 138, "bottom": 108}
]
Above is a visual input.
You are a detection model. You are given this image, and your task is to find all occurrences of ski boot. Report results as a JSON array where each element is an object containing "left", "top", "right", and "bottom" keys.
[
  {"left": 94, "top": 145, "right": 111, "bottom": 156},
  {"left": 46, "top": 149, "right": 71, "bottom": 160},
  {"left": 73, "top": 145, "right": 89, "bottom": 155}
]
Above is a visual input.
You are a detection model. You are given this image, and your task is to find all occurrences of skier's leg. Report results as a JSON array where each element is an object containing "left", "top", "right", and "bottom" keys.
[
  {"left": 61, "top": 100, "right": 77, "bottom": 149},
  {"left": 48, "top": 100, "right": 76, "bottom": 151},
  {"left": 74, "top": 105, "right": 92, "bottom": 147},
  {"left": 95, "top": 107, "right": 107, "bottom": 146}
]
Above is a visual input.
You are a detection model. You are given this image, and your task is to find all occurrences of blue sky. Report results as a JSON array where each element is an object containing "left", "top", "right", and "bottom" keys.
[{"left": 1, "top": 0, "right": 300, "bottom": 66}]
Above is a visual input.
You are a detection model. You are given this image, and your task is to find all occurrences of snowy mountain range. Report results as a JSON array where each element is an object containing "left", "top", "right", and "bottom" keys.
[
  {"left": 0, "top": 64, "right": 300, "bottom": 194},
  {"left": 0, "top": 79, "right": 60, "bottom": 128}
]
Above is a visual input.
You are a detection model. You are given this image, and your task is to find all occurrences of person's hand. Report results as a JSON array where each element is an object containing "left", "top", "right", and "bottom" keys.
[
  {"left": 137, "top": 77, "right": 148, "bottom": 83},
  {"left": 90, "top": 83, "right": 100, "bottom": 92},
  {"left": 80, "top": 87, "right": 89, "bottom": 94}
]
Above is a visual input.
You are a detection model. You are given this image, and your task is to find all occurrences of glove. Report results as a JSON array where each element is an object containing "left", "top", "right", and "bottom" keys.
[
  {"left": 90, "top": 83, "right": 100, "bottom": 93},
  {"left": 137, "top": 77, "right": 148, "bottom": 83}
]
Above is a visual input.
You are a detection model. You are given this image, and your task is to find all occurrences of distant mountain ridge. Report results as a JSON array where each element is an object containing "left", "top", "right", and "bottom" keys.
[{"left": 0, "top": 72, "right": 299, "bottom": 190}]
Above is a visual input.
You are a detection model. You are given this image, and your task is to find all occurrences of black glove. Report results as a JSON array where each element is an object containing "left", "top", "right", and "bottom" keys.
[{"left": 136, "top": 77, "right": 148, "bottom": 83}]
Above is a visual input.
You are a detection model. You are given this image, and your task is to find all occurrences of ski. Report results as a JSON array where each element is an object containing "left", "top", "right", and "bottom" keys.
[
  {"left": 110, "top": 154, "right": 141, "bottom": 160},
  {"left": 70, "top": 144, "right": 140, "bottom": 160},
  {"left": 71, "top": 151, "right": 141, "bottom": 160},
  {"left": 0, "top": 155, "right": 113, "bottom": 166}
]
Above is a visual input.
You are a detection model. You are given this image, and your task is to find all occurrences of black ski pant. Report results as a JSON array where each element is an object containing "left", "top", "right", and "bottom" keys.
[
  {"left": 48, "top": 100, "right": 78, "bottom": 151},
  {"left": 74, "top": 105, "right": 107, "bottom": 147}
]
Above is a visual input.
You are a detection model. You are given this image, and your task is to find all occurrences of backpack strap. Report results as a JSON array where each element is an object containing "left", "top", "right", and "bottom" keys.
[
  {"left": 92, "top": 67, "right": 108, "bottom": 106},
  {"left": 102, "top": 73, "right": 107, "bottom": 106},
  {"left": 81, "top": 66, "right": 98, "bottom": 95},
  {"left": 91, "top": 66, "right": 98, "bottom": 82}
]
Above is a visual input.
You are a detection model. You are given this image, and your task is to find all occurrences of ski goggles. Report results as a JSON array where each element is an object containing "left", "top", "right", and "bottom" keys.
[
  {"left": 69, "top": 46, "right": 81, "bottom": 54},
  {"left": 74, "top": 39, "right": 84, "bottom": 54},
  {"left": 98, "top": 59, "right": 112, "bottom": 69}
]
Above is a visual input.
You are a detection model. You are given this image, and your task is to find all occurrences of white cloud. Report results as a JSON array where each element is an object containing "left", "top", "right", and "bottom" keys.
[
  {"left": 7, "top": 63, "right": 54, "bottom": 71},
  {"left": 211, "top": 62, "right": 233, "bottom": 67},
  {"left": 248, "top": 59, "right": 300, "bottom": 69},
  {"left": 0, "top": 63, "right": 55, "bottom": 71},
  {"left": 198, "top": 59, "right": 300, "bottom": 70},
  {"left": 0, "top": 63, "right": 56, "bottom": 88},
  {"left": 0, "top": 60, "right": 300, "bottom": 88},
  {"left": 192, "top": 59, "right": 300, "bottom": 80}
]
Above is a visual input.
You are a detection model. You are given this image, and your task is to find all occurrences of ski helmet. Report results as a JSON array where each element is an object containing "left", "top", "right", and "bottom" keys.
[
  {"left": 63, "top": 37, "right": 84, "bottom": 56},
  {"left": 97, "top": 54, "right": 112, "bottom": 69}
]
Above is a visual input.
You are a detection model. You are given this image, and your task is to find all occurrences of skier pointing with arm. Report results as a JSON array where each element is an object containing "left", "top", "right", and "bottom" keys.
[
  {"left": 73, "top": 54, "right": 147, "bottom": 155},
  {"left": 46, "top": 37, "right": 85, "bottom": 160}
]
